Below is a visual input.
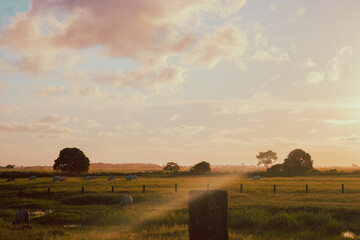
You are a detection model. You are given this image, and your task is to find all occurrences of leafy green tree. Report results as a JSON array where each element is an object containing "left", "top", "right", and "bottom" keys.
[
  {"left": 283, "top": 148, "right": 313, "bottom": 175},
  {"left": 190, "top": 161, "right": 211, "bottom": 174},
  {"left": 163, "top": 162, "right": 180, "bottom": 173},
  {"left": 53, "top": 148, "right": 90, "bottom": 173},
  {"left": 256, "top": 150, "right": 278, "bottom": 169}
]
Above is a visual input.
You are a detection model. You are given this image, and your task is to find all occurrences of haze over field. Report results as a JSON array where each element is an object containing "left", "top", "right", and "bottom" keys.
[{"left": 0, "top": 0, "right": 359, "bottom": 167}]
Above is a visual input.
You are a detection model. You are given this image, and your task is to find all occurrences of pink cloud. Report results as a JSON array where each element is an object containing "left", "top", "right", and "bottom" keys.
[
  {"left": 0, "top": 0, "right": 248, "bottom": 74},
  {"left": 182, "top": 22, "right": 248, "bottom": 68},
  {"left": 38, "top": 114, "right": 70, "bottom": 123},
  {"left": 65, "top": 66, "right": 185, "bottom": 95},
  {"left": 1, "top": 0, "right": 207, "bottom": 58}
]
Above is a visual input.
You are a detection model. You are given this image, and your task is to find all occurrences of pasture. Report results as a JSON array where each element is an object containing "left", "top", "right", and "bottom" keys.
[{"left": 1, "top": 174, "right": 360, "bottom": 239}]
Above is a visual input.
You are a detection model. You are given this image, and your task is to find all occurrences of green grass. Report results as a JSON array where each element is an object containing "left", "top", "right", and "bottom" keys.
[{"left": 1, "top": 174, "right": 360, "bottom": 239}]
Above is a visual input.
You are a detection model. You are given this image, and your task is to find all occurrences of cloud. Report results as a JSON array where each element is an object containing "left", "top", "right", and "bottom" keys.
[
  {"left": 300, "top": 57, "right": 317, "bottom": 68},
  {"left": 322, "top": 119, "right": 357, "bottom": 127},
  {"left": 269, "top": 5, "right": 277, "bottom": 11},
  {"left": 115, "top": 122, "right": 143, "bottom": 130},
  {"left": 85, "top": 120, "right": 102, "bottom": 128},
  {"left": 308, "top": 128, "right": 319, "bottom": 133},
  {"left": 215, "top": 128, "right": 250, "bottom": 135},
  {"left": 217, "top": 0, "right": 247, "bottom": 18},
  {"left": 330, "top": 135, "right": 360, "bottom": 142},
  {"left": 295, "top": 7, "right": 306, "bottom": 17},
  {"left": 0, "top": 0, "right": 248, "bottom": 75},
  {"left": 303, "top": 46, "right": 352, "bottom": 85},
  {"left": 182, "top": 22, "right": 248, "bottom": 68},
  {"left": 65, "top": 66, "right": 186, "bottom": 95},
  {"left": 158, "top": 125, "right": 205, "bottom": 136},
  {"left": 77, "top": 86, "right": 103, "bottom": 97},
  {"left": 328, "top": 46, "right": 352, "bottom": 82},
  {"left": 0, "top": 121, "right": 73, "bottom": 134},
  {"left": 253, "top": 47, "right": 289, "bottom": 64},
  {"left": 306, "top": 71, "right": 325, "bottom": 85},
  {"left": 35, "top": 86, "right": 66, "bottom": 97},
  {"left": 38, "top": 114, "right": 70, "bottom": 124},
  {"left": 217, "top": 105, "right": 263, "bottom": 115},
  {"left": 168, "top": 114, "right": 180, "bottom": 122}
]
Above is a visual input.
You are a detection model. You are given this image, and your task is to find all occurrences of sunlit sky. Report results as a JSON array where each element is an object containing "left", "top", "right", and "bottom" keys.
[{"left": 1, "top": 0, "right": 360, "bottom": 167}]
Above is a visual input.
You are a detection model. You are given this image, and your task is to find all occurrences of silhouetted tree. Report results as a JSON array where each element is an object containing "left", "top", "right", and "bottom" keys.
[
  {"left": 256, "top": 150, "right": 278, "bottom": 169},
  {"left": 283, "top": 148, "right": 313, "bottom": 175},
  {"left": 190, "top": 161, "right": 211, "bottom": 174},
  {"left": 53, "top": 148, "right": 90, "bottom": 173},
  {"left": 5, "top": 165, "right": 15, "bottom": 169},
  {"left": 267, "top": 164, "right": 284, "bottom": 175},
  {"left": 163, "top": 162, "right": 180, "bottom": 173}
]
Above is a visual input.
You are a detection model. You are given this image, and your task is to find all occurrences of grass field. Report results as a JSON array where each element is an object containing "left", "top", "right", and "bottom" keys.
[{"left": 1, "top": 174, "right": 360, "bottom": 239}]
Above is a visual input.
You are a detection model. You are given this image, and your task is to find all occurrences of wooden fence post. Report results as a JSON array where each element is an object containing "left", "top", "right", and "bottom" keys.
[
  {"left": 19, "top": 189, "right": 22, "bottom": 198},
  {"left": 143, "top": 185, "right": 146, "bottom": 193},
  {"left": 306, "top": 184, "right": 308, "bottom": 193},
  {"left": 207, "top": 184, "right": 209, "bottom": 191},
  {"left": 189, "top": 190, "right": 228, "bottom": 240},
  {"left": 189, "top": 190, "right": 229, "bottom": 240},
  {"left": 240, "top": 184, "right": 243, "bottom": 193},
  {"left": 175, "top": 184, "right": 177, "bottom": 192},
  {"left": 342, "top": 184, "right": 344, "bottom": 193},
  {"left": 273, "top": 184, "right": 276, "bottom": 193},
  {"left": 81, "top": 186, "right": 84, "bottom": 194},
  {"left": 48, "top": 187, "right": 51, "bottom": 198},
  {"left": 112, "top": 186, "right": 114, "bottom": 192}
]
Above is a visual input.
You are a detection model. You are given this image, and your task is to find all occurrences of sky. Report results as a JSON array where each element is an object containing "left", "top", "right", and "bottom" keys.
[{"left": 0, "top": 0, "right": 360, "bottom": 167}]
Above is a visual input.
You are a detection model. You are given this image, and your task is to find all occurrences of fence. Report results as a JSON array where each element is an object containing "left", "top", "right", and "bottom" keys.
[{"left": 14, "top": 183, "right": 347, "bottom": 199}]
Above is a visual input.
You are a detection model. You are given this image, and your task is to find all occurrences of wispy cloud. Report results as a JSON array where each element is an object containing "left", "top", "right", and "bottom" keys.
[
  {"left": 322, "top": 119, "right": 358, "bottom": 127},
  {"left": 0, "top": 121, "right": 74, "bottom": 134},
  {"left": 182, "top": 22, "right": 248, "bottom": 68},
  {"left": 306, "top": 71, "right": 325, "bottom": 85},
  {"left": 158, "top": 125, "right": 205, "bottom": 136},
  {"left": 35, "top": 86, "right": 66, "bottom": 97},
  {"left": 295, "top": 7, "right": 306, "bottom": 17},
  {"left": 300, "top": 57, "right": 317, "bottom": 68},
  {"left": 330, "top": 135, "right": 360, "bottom": 142},
  {"left": 269, "top": 4, "right": 277, "bottom": 11},
  {"left": 304, "top": 46, "right": 352, "bottom": 85},
  {"left": 253, "top": 47, "right": 289, "bottom": 64},
  {"left": 85, "top": 120, "right": 102, "bottom": 128},
  {"left": 328, "top": 46, "right": 352, "bottom": 82},
  {"left": 38, "top": 114, "right": 71, "bottom": 124}
]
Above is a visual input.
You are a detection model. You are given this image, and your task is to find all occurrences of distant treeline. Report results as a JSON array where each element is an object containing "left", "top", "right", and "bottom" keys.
[
  {"left": 0, "top": 170, "right": 239, "bottom": 179},
  {"left": 246, "top": 168, "right": 360, "bottom": 178}
]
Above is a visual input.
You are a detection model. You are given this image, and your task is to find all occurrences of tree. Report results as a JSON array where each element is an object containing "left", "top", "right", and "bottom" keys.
[
  {"left": 53, "top": 148, "right": 90, "bottom": 173},
  {"left": 267, "top": 164, "right": 284, "bottom": 175},
  {"left": 190, "top": 161, "right": 211, "bottom": 174},
  {"left": 283, "top": 148, "right": 313, "bottom": 175},
  {"left": 5, "top": 165, "right": 15, "bottom": 169},
  {"left": 256, "top": 150, "right": 278, "bottom": 169},
  {"left": 163, "top": 162, "right": 180, "bottom": 173}
]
